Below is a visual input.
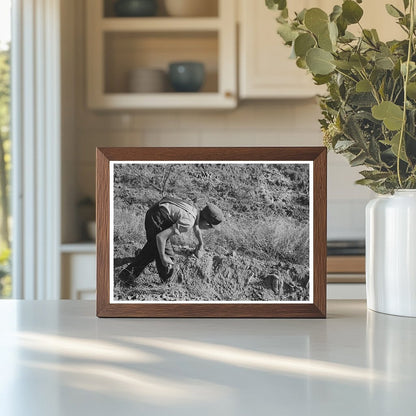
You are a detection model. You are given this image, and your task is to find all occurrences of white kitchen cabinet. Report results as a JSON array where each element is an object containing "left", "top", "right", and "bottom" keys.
[
  {"left": 61, "top": 245, "right": 96, "bottom": 300},
  {"left": 86, "top": 0, "right": 237, "bottom": 109},
  {"left": 59, "top": 250, "right": 363, "bottom": 301},
  {"left": 239, "top": 0, "right": 326, "bottom": 99},
  {"left": 238, "top": 0, "right": 404, "bottom": 99}
]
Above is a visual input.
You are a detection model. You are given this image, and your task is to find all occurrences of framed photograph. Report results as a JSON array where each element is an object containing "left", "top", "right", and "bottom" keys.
[{"left": 96, "top": 147, "right": 327, "bottom": 318}]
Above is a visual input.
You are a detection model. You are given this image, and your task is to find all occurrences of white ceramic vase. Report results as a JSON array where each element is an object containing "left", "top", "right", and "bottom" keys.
[{"left": 366, "top": 190, "right": 416, "bottom": 317}]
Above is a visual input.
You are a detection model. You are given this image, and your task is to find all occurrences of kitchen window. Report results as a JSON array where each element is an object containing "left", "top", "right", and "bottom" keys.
[{"left": 0, "top": 0, "right": 11, "bottom": 298}]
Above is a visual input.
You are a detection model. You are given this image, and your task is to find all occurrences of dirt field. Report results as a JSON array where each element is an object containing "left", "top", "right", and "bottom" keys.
[{"left": 113, "top": 163, "right": 310, "bottom": 302}]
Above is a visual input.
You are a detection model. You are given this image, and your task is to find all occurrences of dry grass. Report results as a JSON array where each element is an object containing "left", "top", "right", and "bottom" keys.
[
  {"left": 112, "top": 163, "right": 311, "bottom": 302},
  {"left": 206, "top": 216, "right": 309, "bottom": 265}
]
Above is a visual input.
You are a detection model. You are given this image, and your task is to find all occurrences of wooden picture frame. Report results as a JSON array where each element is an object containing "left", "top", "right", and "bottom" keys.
[{"left": 96, "top": 147, "right": 327, "bottom": 318}]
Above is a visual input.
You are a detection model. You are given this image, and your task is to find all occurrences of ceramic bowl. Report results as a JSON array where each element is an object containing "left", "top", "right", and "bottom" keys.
[
  {"left": 114, "top": 0, "right": 158, "bottom": 17},
  {"left": 168, "top": 62, "right": 205, "bottom": 92}
]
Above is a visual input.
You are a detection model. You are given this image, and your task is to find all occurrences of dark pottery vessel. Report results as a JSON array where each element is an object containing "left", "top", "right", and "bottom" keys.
[
  {"left": 168, "top": 61, "right": 205, "bottom": 92},
  {"left": 114, "top": 0, "right": 157, "bottom": 17}
]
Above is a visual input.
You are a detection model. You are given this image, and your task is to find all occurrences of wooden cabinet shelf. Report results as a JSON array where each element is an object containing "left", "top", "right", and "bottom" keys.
[
  {"left": 93, "top": 92, "right": 235, "bottom": 109},
  {"left": 101, "top": 17, "right": 221, "bottom": 32},
  {"left": 327, "top": 256, "right": 365, "bottom": 283},
  {"left": 86, "top": 0, "right": 236, "bottom": 109},
  {"left": 327, "top": 256, "right": 365, "bottom": 275}
]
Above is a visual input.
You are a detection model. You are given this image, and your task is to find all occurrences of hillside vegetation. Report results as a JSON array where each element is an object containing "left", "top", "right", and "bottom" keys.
[{"left": 113, "top": 163, "right": 310, "bottom": 302}]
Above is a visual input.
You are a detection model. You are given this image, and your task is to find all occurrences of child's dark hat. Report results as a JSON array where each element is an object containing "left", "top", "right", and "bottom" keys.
[{"left": 201, "top": 203, "right": 224, "bottom": 226}]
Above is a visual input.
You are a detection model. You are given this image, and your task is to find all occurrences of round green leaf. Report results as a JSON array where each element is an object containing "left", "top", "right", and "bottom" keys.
[
  {"left": 313, "top": 74, "right": 332, "bottom": 85},
  {"left": 328, "top": 21, "right": 338, "bottom": 43},
  {"left": 350, "top": 54, "right": 368, "bottom": 70},
  {"left": 375, "top": 56, "right": 395, "bottom": 70},
  {"left": 318, "top": 28, "right": 333, "bottom": 52},
  {"left": 407, "top": 82, "right": 416, "bottom": 99},
  {"left": 306, "top": 48, "right": 335, "bottom": 75},
  {"left": 356, "top": 80, "right": 372, "bottom": 92},
  {"left": 277, "top": 23, "right": 298, "bottom": 43},
  {"left": 371, "top": 101, "right": 404, "bottom": 131},
  {"left": 296, "top": 8, "right": 307, "bottom": 23},
  {"left": 317, "top": 21, "right": 338, "bottom": 52},
  {"left": 330, "top": 5, "right": 342, "bottom": 22},
  {"left": 266, "top": 0, "right": 287, "bottom": 11},
  {"left": 342, "top": 0, "right": 363, "bottom": 24},
  {"left": 388, "top": 132, "right": 409, "bottom": 162},
  {"left": 401, "top": 61, "right": 416, "bottom": 76},
  {"left": 296, "top": 57, "right": 308, "bottom": 69},
  {"left": 336, "top": 15, "right": 348, "bottom": 36},
  {"left": 371, "top": 29, "right": 380, "bottom": 42},
  {"left": 304, "top": 8, "right": 329, "bottom": 35},
  {"left": 333, "top": 60, "right": 353, "bottom": 70},
  {"left": 294, "top": 33, "right": 316, "bottom": 58},
  {"left": 385, "top": 4, "right": 403, "bottom": 18},
  {"left": 339, "top": 31, "right": 356, "bottom": 43}
]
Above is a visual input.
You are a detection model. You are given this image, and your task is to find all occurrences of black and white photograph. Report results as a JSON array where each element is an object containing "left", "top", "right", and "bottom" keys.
[{"left": 110, "top": 161, "right": 313, "bottom": 304}]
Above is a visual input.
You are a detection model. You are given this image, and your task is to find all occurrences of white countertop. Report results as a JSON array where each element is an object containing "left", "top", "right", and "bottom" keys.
[{"left": 0, "top": 300, "right": 415, "bottom": 415}]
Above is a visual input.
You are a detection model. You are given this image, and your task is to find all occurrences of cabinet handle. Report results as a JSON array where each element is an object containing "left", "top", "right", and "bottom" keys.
[{"left": 225, "top": 91, "right": 234, "bottom": 99}]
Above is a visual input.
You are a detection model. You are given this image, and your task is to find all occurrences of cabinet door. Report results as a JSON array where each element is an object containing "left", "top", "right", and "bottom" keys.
[
  {"left": 61, "top": 253, "right": 96, "bottom": 300},
  {"left": 239, "top": 0, "right": 326, "bottom": 99},
  {"left": 86, "top": 0, "right": 237, "bottom": 109},
  {"left": 239, "top": 0, "right": 404, "bottom": 99}
]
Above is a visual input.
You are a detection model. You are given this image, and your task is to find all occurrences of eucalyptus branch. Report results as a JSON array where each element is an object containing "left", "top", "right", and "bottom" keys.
[
  {"left": 390, "top": 79, "right": 398, "bottom": 101},
  {"left": 397, "top": 0, "right": 415, "bottom": 188},
  {"left": 267, "top": 0, "right": 416, "bottom": 193},
  {"left": 334, "top": 68, "right": 358, "bottom": 84},
  {"left": 398, "top": 24, "right": 410, "bottom": 35},
  {"left": 393, "top": 85, "right": 404, "bottom": 103},
  {"left": 358, "top": 69, "right": 381, "bottom": 104},
  {"left": 358, "top": 22, "right": 378, "bottom": 49},
  {"left": 337, "top": 45, "right": 350, "bottom": 53}
]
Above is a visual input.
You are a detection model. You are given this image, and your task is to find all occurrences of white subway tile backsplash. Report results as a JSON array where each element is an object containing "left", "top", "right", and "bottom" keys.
[
  {"left": 293, "top": 99, "right": 322, "bottom": 129},
  {"left": 75, "top": 111, "right": 134, "bottom": 131},
  {"left": 255, "top": 130, "right": 322, "bottom": 146},
  {"left": 132, "top": 112, "right": 180, "bottom": 130},
  {"left": 74, "top": 101, "right": 373, "bottom": 239},
  {"left": 178, "top": 111, "right": 227, "bottom": 130},
  {"left": 327, "top": 153, "right": 375, "bottom": 200},
  {"left": 119, "top": 132, "right": 145, "bottom": 146},
  {"left": 224, "top": 104, "right": 263, "bottom": 129},
  {"left": 142, "top": 131, "right": 200, "bottom": 147},
  {"left": 251, "top": 102, "right": 297, "bottom": 130},
  {"left": 328, "top": 199, "right": 369, "bottom": 240},
  {"left": 199, "top": 129, "right": 257, "bottom": 146}
]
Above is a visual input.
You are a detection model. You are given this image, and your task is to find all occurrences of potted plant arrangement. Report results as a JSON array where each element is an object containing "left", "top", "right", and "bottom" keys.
[{"left": 266, "top": 0, "right": 416, "bottom": 316}]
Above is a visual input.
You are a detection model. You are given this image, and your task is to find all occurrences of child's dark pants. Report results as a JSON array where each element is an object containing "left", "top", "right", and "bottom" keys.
[{"left": 119, "top": 203, "right": 175, "bottom": 284}]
